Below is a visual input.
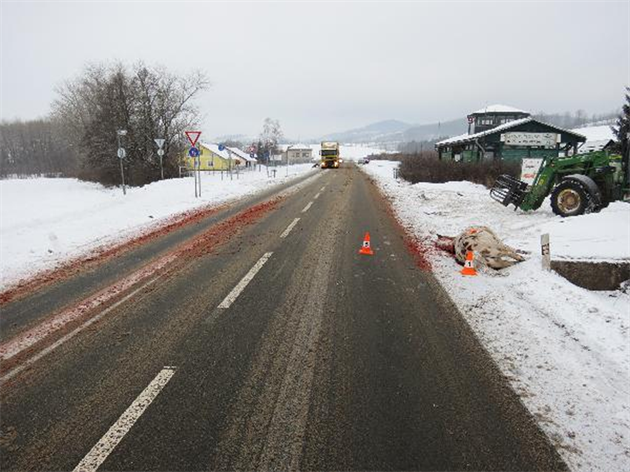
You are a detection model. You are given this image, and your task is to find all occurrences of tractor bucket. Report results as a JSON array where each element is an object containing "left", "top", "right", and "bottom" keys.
[{"left": 490, "top": 175, "right": 529, "bottom": 209}]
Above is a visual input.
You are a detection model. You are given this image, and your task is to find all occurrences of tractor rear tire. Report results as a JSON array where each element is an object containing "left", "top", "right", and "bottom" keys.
[{"left": 550, "top": 179, "right": 594, "bottom": 217}]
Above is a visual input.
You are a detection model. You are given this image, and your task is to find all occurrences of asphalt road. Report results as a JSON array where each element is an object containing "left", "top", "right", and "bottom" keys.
[{"left": 0, "top": 164, "right": 567, "bottom": 471}]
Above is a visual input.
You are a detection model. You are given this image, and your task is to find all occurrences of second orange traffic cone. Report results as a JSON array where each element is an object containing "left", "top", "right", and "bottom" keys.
[
  {"left": 359, "top": 232, "right": 374, "bottom": 255},
  {"left": 460, "top": 250, "right": 477, "bottom": 276}
]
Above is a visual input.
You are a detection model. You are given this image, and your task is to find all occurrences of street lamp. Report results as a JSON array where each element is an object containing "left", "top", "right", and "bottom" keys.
[{"left": 117, "top": 129, "right": 127, "bottom": 195}]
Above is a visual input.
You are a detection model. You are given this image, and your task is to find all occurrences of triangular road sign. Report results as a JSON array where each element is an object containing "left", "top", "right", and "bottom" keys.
[
  {"left": 185, "top": 131, "right": 201, "bottom": 147},
  {"left": 154, "top": 138, "right": 165, "bottom": 148}
]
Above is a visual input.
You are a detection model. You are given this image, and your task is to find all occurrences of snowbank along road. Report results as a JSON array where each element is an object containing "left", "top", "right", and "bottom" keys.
[
  {"left": 0, "top": 164, "right": 568, "bottom": 471},
  {"left": 361, "top": 160, "right": 630, "bottom": 472}
]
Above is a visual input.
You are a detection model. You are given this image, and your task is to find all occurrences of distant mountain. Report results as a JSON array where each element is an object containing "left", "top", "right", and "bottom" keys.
[
  {"left": 320, "top": 119, "right": 414, "bottom": 143},
  {"left": 400, "top": 118, "right": 467, "bottom": 142},
  {"left": 320, "top": 118, "right": 468, "bottom": 145},
  {"left": 215, "top": 109, "right": 619, "bottom": 149},
  {"left": 211, "top": 133, "right": 256, "bottom": 145},
  {"left": 214, "top": 117, "right": 469, "bottom": 148}
]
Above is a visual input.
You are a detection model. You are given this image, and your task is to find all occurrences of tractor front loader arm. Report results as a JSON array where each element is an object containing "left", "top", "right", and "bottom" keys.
[
  {"left": 490, "top": 157, "right": 556, "bottom": 211},
  {"left": 518, "top": 164, "right": 557, "bottom": 211}
]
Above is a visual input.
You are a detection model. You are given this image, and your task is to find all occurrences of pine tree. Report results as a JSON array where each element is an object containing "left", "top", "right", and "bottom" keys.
[{"left": 612, "top": 87, "right": 629, "bottom": 157}]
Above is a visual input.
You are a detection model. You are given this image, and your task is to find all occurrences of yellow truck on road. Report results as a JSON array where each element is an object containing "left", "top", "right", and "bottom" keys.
[{"left": 320, "top": 141, "right": 340, "bottom": 169}]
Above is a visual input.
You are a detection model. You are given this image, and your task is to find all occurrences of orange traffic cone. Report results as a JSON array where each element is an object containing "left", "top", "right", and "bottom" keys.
[
  {"left": 460, "top": 251, "right": 477, "bottom": 276},
  {"left": 359, "top": 232, "right": 374, "bottom": 255}
]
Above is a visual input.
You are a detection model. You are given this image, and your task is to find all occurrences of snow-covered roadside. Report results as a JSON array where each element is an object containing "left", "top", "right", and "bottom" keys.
[
  {"left": 362, "top": 160, "right": 630, "bottom": 472},
  {"left": 0, "top": 164, "right": 315, "bottom": 290}
]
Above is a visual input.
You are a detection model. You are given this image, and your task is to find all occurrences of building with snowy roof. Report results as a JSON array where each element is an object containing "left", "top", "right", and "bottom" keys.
[
  {"left": 571, "top": 125, "right": 616, "bottom": 154},
  {"left": 285, "top": 144, "right": 313, "bottom": 163},
  {"left": 467, "top": 104, "right": 531, "bottom": 134},
  {"left": 436, "top": 104, "right": 586, "bottom": 162},
  {"left": 181, "top": 142, "right": 238, "bottom": 171},
  {"left": 227, "top": 146, "right": 257, "bottom": 167}
]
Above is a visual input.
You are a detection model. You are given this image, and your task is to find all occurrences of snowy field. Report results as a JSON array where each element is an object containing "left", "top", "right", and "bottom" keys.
[
  {"left": 362, "top": 160, "right": 630, "bottom": 472},
  {"left": 280, "top": 143, "right": 388, "bottom": 161},
  {"left": 0, "top": 164, "right": 315, "bottom": 289},
  {"left": 336, "top": 143, "right": 389, "bottom": 160}
]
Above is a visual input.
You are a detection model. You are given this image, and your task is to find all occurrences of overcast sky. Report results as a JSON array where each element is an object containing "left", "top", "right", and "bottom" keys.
[{"left": 1, "top": 1, "right": 628, "bottom": 139}]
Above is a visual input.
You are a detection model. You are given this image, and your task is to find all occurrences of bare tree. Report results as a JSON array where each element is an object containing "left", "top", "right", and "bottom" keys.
[
  {"left": 533, "top": 109, "right": 618, "bottom": 129},
  {"left": 52, "top": 62, "right": 209, "bottom": 186},
  {"left": 257, "top": 117, "right": 283, "bottom": 164},
  {"left": 0, "top": 118, "right": 78, "bottom": 178}
]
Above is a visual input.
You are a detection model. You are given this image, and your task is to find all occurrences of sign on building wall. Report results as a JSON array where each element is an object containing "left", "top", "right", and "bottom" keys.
[{"left": 502, "top": 132, "right": 559, "bottom": 147}]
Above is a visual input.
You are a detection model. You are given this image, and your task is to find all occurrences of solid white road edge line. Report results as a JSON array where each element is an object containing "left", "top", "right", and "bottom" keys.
[
  {"left": 0, "top": 254, "right": 176, "bottom": 362},
  {"left": 301, "top": 202, "right": 313, "bottom": 213},
  {"left": 72, "top": 367, "right": 176, "bottom": 472},
  {"left": 280, "top": 218, "right": 300, "bottom": 239},
  {"left": 218, "top": 252, "right": 273, "bottom": 309},
  {"left": 0, "top": 278, "right": 160, "bottom": 384}
]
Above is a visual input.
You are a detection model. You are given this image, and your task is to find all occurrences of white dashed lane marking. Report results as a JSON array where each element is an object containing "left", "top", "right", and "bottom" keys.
[
  {"left": 218, "top": 252, "right": 273, "bottom": 309},
  {"left": 280, "top": 218, "right": 300, "bottom": 239},
  {"left": 301, "top": 202, "right": 313, "bottom": 213},
  {"left": 73, "top": 367, "right": 176, "bottom": 472}
]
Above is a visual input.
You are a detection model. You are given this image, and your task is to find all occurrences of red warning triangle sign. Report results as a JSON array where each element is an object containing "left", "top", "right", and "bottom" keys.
[{"left": 185, "top": 131, "right": 201, "bottom": 147}]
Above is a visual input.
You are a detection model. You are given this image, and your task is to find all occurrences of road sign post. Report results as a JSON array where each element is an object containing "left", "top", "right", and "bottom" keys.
[
  {"left": 249, "top": 151, "right": 255, "bottom": 173},
  {"left": 185, "top": 131, "right": 201, "bottom": 148},
  {"left": 118, "top": 148, "right": 126, "bottom": 195},
  {"left": 189, "top": 145, "right": 201, "bottom": 197},
  {"left": 197, "top": 154, "right": 201, "bottom": 197},
  {"left": 219, "top": 144, "right": 233, "bottom": 181},
  {"left": 185, "top": 131, "right": 202, "bottom": 198},
  {"left": 117, "top": 130, "right": 127, "bottom": 195},
  {"left": 154, "top": 138, "right": 166, "bottom": 180}
]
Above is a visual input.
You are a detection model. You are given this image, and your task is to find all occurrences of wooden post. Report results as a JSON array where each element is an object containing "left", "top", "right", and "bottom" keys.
[{"left": 541, "top": 233, "right": 551, "bottom": 271}]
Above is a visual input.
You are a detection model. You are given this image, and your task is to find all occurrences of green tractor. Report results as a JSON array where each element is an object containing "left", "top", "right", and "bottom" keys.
[{"left": 490, "top": 151, "right": 628, "bottom": 217}]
